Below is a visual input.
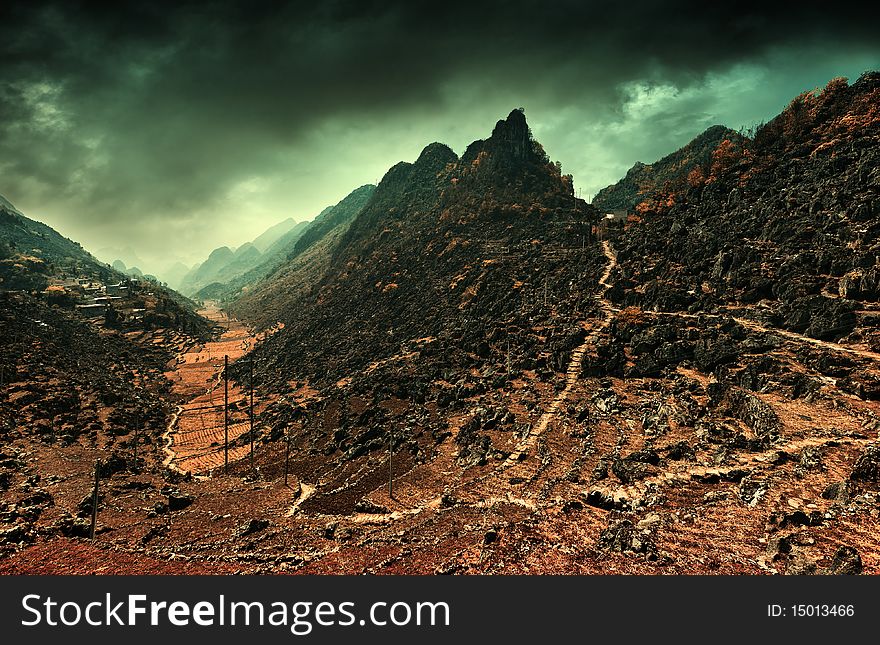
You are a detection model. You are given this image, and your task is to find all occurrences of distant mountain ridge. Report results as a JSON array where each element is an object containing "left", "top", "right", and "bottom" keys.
[
  {"left": 592, "top": 124, "right": 745, "bottom": 213},
  {"left": 192, "top": 185, "right": 376, "bottom": 302},
  {"left": 251, "top": 217, "right": 298, "bottom": 252},
  {"left": 178, "top": 215, "right": 315, "bottom": 297}
]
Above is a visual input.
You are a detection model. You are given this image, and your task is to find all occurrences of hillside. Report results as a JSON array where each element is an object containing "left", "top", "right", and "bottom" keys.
[
  {"left": 222, "top": 184, "right": 376, "bottom": 310},
  {"left": 592, "top": 125, "right": 745, "bottom": 213},
  {"left": 610, "top": 73, "right": 880, "bottom": 344},
  {"left": 236, "top": 110, "right": 597, "bottom": 378},
  {"left": 4, "top": 83, "right": 880, "bottom": 578},
  {"left": 0, "top": 200, "right": 117, "bottom": 291},
  {"left": 0, "top": 196, "right": 210, "bottom": 336}
]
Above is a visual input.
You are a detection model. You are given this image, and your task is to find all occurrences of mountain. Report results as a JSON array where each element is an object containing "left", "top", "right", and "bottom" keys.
[
  {"left": 178, "top": 246, "right": 236, "bottom": 295},
  {"left": 241, "top": 110, "right": 595, "bottom": 375},
  {"left": 251, "top": 217, "right": 297, "bottom": 252},
  {"left": 196, "top": 185, "right": 375, "bottom": 302},
  {"left": 158, "top": 261, "right": 192, "bottom": 290},
  {"left": 0, "top": 197, "right": 117, "bottom": 291},
  {"left": 592, "top": 125, "right": 745, "bottom": 213},
  {"left": 95, "top": 245, "right": 146, "bottom": 271},
  {"left": 226, "top": 109, "right": 599, "bottom": 501},
  {"left": 610, "top": 73, "right": 880, "bottom": 342}
]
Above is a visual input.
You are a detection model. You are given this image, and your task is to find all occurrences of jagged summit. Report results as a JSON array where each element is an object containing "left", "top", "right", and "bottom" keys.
[
  {"left": 461, "top": 108, "right": 546, "bottom": 168},
  {"left": 489, "top": 108, "right": 532, "bottom": 160}
]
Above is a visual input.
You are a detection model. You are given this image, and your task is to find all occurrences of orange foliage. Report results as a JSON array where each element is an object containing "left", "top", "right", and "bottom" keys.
[
  {"left": 617, "top": 306, "right": 645, "bottom": 324},
  {"left": 708, "top": 138, "right": 744, "bottom": 182},
  {"left": 687, "top": 166, "right": 706, "bottom": 188}
]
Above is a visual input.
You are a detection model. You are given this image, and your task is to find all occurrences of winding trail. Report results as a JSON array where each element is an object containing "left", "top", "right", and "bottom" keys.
[
  {"left": 161, "top": 406, "right": 183, "bottom": 471},
  {"left": 637, "top": 309, "right": 880, "bottom": 363},
  {"left": 163, "top": 302, "right": 262, "bottom": 473},
  {"left": 503, "top": 240, "right": 617, "bottom": 465},
  {"left": 731, "top": 316, "right": 880, "bottom": 363},
  {"left": 339, "top": 241, "right": 619, "bottom": 524}
]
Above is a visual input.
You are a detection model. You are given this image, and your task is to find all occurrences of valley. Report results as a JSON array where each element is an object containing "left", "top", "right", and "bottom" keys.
[{"left": 1, "top": 74, "right": 879, "bottom": 576}]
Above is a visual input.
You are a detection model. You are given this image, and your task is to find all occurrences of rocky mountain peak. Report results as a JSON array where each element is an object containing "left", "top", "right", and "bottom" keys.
[
  {"left": 414, "top": 142, "right": 458, "bottom": 171},
  {"left": 489, "top": 108, "right": 531, "bottom": 159}
]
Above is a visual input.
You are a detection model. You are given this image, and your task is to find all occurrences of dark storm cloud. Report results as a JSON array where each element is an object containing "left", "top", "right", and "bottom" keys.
[{"left": 1, "top": 1, "right": 878, "bottom": 269}]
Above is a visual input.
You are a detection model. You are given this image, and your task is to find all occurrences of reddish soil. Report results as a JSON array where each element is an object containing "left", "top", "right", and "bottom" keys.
[{"left": 3, "top": 252, "right": 880, "bottom": 576}]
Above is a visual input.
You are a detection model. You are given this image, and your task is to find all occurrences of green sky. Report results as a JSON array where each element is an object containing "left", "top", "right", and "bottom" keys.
[{"left": 1, "top": 2, "right": 878, "bottom": 277}]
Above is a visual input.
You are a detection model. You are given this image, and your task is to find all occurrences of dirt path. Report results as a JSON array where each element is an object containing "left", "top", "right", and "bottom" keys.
[
  {"left": 163, "top": 302, "right": 261, "bottom": 473},
  {"left": 337, "top": 241, "right": 620, "bottom": 524},
  {"left": 503, "top": 240, "right": 617, "bottom": 465},
  {"left": 731, "top": 316, "right": 880, "bottom": 363},
  {"left": 638, "top": 308, "right": 880, "bottom": 363}
]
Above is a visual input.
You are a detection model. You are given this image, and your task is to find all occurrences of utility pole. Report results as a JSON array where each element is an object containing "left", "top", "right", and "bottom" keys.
[
  {"left": 249, "top": 359, "right": 254, "bottom": 471},
  {"left": 544, "top": 276, "right": 548, "bottom": 307},
  {"left": 284, "top": 428, "right": 291, "bottom": 488},
  {"left": 507, "top": 338, "right": 511, "bottom": 378},
  {"left": 224, "top": 354, "right": 229, "bottom": 474},
  {"left": 388, "top": 429, "right": 394, "bottom": 500},
  {"left": 89, "top": 460, "right": 100, "bottom": 540},
  {"left": 132, "top": 409, "right": 140, "bottom": 473}
]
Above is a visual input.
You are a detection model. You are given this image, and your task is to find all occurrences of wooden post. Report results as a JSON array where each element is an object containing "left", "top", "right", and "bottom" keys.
[
  {"left": 388, "top": 430, "right": 394, "bottom": 500},
  {"left": 284, "top": 428, "right": 291, "bottom": 487},
  {"left": 224, "top": 355, "right": 229, "bottom": 474},
  {"left": 249, "top": 360, "right": 254, "bottom": 471},
  {"left": 90, "top": 460, "right": 100, "bottom": 540},
  {"left": 132, "top": 410, "right": 139, "bottom": 473}
]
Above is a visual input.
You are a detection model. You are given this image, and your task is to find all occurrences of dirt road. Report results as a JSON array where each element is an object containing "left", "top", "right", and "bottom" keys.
[{"left": 163, "top": 302, "right": 260, "bottom": 473}]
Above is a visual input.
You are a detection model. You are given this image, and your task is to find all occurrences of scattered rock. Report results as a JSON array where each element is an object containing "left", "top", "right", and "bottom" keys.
[
  {"left": 821, "top": 481, "right": 853, "bottom": 503},
  {"left": 597, "top": 519, "right": 656, "bottom": 558},
  {"left": 785, "top": 550, "right": 818, "bottom": 575},
  {"left": 237, "top": 518, "right": 270, "bottom": 537},
  {"left": 167, "top": 492, "right": 195, "bottom": 511},
  {"left": 354, "top": 499, "right": 389, "bottom": 514},
  {"left": 850, "top": 444, "right": 880, "bottom": 482},
  {"left": 826, "top": 546, "right": 862, "bottom": 575}
]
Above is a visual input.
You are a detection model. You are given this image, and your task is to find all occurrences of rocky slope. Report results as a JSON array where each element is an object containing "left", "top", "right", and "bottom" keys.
[
  {"left": 3, "top": 82, "right": 880, "bottom": 576},
  {"left": 592, "top": 125, "right": 745, "bottom": 213},
  {"left": 609, "top": 73, "right": 880, "bottom": 345},
  {"left": 204, "top": 185, "right": 376, "bottom": 304}
]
